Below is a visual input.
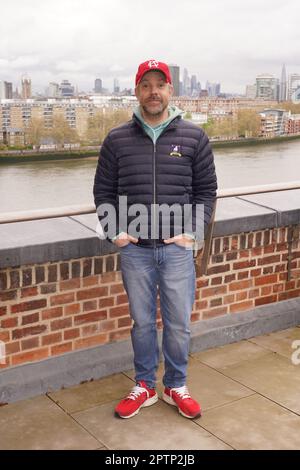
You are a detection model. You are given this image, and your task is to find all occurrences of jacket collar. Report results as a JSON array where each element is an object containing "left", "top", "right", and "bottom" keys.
[{"left": 132, "top": 113, "right": 181, "bottom": 134}]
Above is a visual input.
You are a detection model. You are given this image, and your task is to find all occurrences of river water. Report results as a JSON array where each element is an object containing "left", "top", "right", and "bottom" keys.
[{"left": 0, "top": 140, "right": 299, "bottom": 213}]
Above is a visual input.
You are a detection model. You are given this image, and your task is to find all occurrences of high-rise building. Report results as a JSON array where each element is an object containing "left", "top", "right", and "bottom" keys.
[
  {"left": 21, "top": 76, "right": 31, "bottom": 99},
  {"left": 47, "top": 82, "right": 60, "bottom": 98},
  {"left": 13, "top": 87, "right": 21, "bottom": 99},
  {"left": 0, "top": 81, "right": 13, "bottom": 99},
  {"left": 206, "top": 81, "right": 221, "bottom": 97},
  {"left": 6, "top": 82, "right": 13, "bottom": 99},
  {"left": 113, "top": 78, "right": 120, "bottom": 94},
  {"left": 256, "top": 74, "right": 279, "bottom": 100},
  {"left": 179, "top": 82, "right": 183, "bottom": 96},
  {"left": 181, "top": 69, "right": 201, "bottom": 96},
  {"left": 279, "top": 64, "right": 287, "bottom": 101},
  {"left": 168, "top": 64, "right": 180, "bottom": 96},
  {"left": 94, "top": 78, "right": 102, "bottom": 93},
  {"left": 246, "top": 84, "right": 257, "bottom": 99},
  {"left": 288, "top": 74, "right": 300, "bottom": 101},
  {"left": 191, "top": 75, "right": 200, "bottom": 96},
  {"left": 0, "top": 81, "right": 5, "bottom": 99},
  {"left": 59, "top": 80, "right": 75, "bottom": 97},
  {"left": 183, "top": 68, "right": 189, "bottom": 96}
]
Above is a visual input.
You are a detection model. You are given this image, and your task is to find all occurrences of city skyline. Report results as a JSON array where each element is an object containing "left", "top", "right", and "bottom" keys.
[
  {"left": 1, "top": 65, "right": 299, "bottom": 100},
  {"left": 1, "top": 0, "right": 300, "bottom": 94}
]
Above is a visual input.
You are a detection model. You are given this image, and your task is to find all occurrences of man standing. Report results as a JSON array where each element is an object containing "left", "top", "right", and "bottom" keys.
[{"left": 93, "top": 59, "right": 217, "bottom": 419}]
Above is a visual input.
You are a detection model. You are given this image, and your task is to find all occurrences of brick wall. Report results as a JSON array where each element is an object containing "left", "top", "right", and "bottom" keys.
[{"left": 1, "top": 226, "right": 300, "bottom": 369}]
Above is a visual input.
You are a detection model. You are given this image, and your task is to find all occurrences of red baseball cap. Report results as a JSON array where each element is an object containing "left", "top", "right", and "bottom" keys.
[{"left": 135, "top": 59, "right": 172, "bottom": 86}]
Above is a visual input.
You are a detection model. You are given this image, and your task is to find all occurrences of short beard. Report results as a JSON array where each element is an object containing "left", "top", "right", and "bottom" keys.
[{"left": 141, "top": 102, "right": 168, "bottom": 118}]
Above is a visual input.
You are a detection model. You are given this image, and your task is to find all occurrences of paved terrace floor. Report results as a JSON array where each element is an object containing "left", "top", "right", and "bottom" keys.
[{"left": 1, "top": 326, "right": 300, "bottom": 450}]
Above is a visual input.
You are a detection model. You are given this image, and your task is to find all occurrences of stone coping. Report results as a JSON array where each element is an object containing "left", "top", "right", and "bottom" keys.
[{"left": 0, "top": 190, "right": 299, "bottom": 269}]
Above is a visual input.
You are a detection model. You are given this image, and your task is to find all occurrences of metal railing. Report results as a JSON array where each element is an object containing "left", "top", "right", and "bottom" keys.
[{"left": 0, "top": 180, "right": 300, "bottom": 225}]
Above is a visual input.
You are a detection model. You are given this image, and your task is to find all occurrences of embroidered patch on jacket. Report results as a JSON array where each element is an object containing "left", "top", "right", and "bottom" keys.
[{"left": 170, "top": 144, "right": 182, "bottom": 157}]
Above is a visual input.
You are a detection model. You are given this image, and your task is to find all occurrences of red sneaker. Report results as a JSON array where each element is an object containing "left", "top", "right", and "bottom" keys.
[
  {"left": 163, "top": 385, "right": 202, "bottom": 419},
  {"left": 115, "top": 381, "right": 158, "bottom": 419}
]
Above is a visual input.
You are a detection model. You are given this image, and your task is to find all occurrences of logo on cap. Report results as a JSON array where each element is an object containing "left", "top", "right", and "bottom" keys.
[{"left": 148, "top": 60, "right": 159, "bottom": 68}]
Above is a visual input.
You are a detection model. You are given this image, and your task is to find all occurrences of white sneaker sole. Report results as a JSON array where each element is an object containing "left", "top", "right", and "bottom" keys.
[
  {"left": 116, "top": 393, "right": 158, "bottom": 419},
  {"left": 163, "top": 392, "right": 202, "bottom": 419}
]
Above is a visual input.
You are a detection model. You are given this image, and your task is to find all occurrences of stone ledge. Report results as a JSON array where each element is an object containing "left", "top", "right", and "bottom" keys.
[{"left": 1, "top": 297, "right": 299, "bottom": 403}]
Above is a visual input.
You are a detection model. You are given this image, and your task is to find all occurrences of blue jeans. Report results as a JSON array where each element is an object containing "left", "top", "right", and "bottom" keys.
[{"left": 120, "top": 243, "right": 196, "bottom": 389}]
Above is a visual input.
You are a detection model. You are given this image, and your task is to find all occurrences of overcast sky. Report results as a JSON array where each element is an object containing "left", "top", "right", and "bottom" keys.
[{"left": 1, "top": 0, "right": 300, "bottom": 94}]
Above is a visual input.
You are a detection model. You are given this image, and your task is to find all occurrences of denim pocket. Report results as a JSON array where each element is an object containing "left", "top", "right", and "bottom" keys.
[{"left": 120, "top": 242, "right": 131, "bottom": 249}]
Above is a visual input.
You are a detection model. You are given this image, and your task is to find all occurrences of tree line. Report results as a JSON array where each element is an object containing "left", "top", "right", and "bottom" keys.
[
  {"left": 24, "top": 109, "right": 131, "bottom": 148},
  {"left": 3, "top": 102, "right": 300, "bottom": 149},
  {"left": 25, "top": 108, "right": 263, "bottom": 146}
]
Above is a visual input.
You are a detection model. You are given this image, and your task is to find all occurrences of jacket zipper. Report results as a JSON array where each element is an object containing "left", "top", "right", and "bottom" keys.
[
  {"left": 133, "top": 116, "right": 179, "bottom": 246},
  {"left": 153, "top": 142, "right": 157, "bottom": 247}
]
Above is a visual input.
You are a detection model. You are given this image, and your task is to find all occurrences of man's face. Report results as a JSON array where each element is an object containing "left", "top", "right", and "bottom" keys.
[{"left": 135, "top": 71, "right": 173, "bottom": 119}]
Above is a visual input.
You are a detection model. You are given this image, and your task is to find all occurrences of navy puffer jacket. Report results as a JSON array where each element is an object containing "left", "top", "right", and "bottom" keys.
[{"left": 93, "top": 114, "right": 217, "bottom": 246}]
